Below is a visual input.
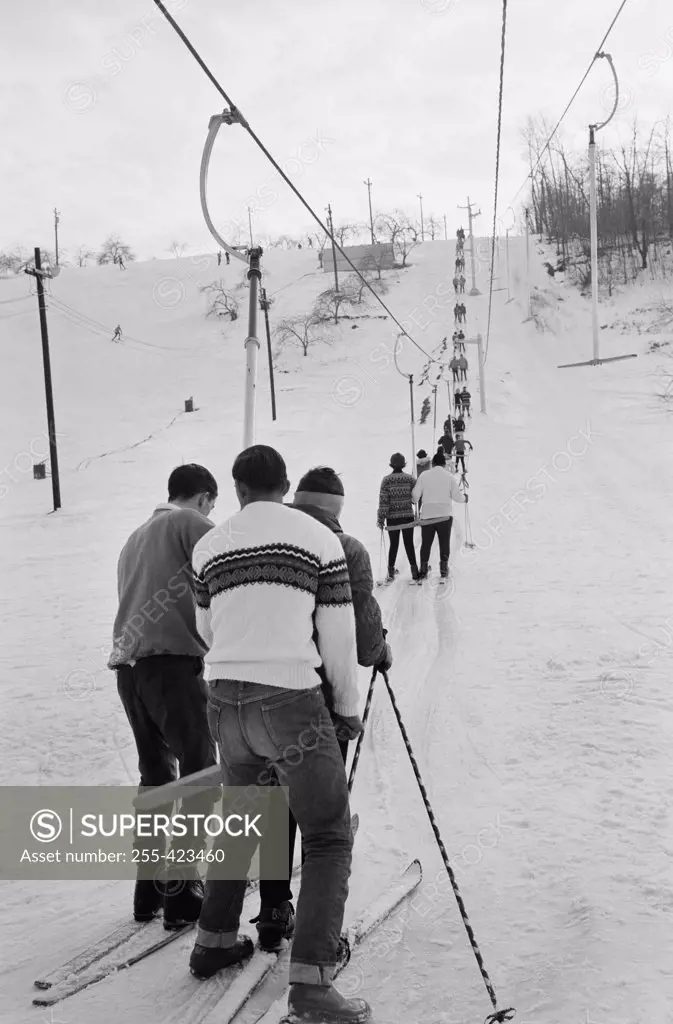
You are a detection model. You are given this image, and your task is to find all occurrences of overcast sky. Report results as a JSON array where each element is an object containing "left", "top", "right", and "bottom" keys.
[{"left": 1, "top": 0, "right": 672, "bottom": 259}]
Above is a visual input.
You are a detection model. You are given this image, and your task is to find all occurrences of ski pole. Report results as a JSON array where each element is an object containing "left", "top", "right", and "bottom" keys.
[{"left": 379, "top": 669, "right": 514, "bottom": 1024}]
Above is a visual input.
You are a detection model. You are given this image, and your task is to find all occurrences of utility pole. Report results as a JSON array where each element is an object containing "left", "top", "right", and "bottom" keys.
[
  {"left": 417, "top": 193, "right": 424, "bottom": 240},
  {"left": 326, "top": 203, "right": 339, "bottom": 293},
  {"left": 364, "top": 178, "right": 375, "bottom": 244},
  {"left": 524, "top": 207, "right": 532, "bottom": 320},
  {"left": 505, "top": 228, "right": 511, "bottom": 301},
  {"left": 24, "top": 248, "right": 61, "bottom": 511},
  {"left": 588, "top": 125, "right": 600, "bottom": 363},
  {"left": 54, "top": 208, "right": 60, "bottom": 266},
  {"left": 458, "top": 196, "right": 481, "bottom": 295},
  {"left": 443, "top": 214, "right": 448, "bottom": 241},
  {"left": 247, "top": 206, "right": 254, "bottom": 248},
  {"left": 259, "top": 287, "right": 277, "bottom": 421}
]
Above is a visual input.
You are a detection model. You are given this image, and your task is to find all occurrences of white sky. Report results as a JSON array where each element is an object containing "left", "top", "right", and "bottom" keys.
[{"left": 1, "top": 0, "right": 672, "bottom": 259}]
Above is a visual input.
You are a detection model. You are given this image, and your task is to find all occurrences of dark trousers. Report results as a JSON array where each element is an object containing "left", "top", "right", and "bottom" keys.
[
  {"left": 387, "top": 517, "right": 418, "bottom": 572},
  {"left": 452, "top": 369, "right": 459, "bottom": 381},
  {"left": 117, "top": 655, "right": 217, "bottom": 859},
  {"left": 260, "top": 736, "right": 349, "bottom": 906},
  {"left": 419, "top": 518, "right": 453, "bottom": 573},
  {"left": 199, "top": 682, "right": 352, "bottom": 985},
  {"left": 456, "top": 455, "right": 466, "bottom": 473}
]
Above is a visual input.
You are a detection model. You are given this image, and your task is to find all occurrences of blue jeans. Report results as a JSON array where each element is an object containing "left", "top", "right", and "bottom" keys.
[{"left": 198, "top": 681, "right": 353, "bottom": 986}]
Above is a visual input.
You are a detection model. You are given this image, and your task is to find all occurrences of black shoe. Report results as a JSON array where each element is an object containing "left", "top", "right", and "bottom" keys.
[
  {"left": 252, "top": 900, "right": 295, "bottom": 951},
  {"left": 418, "top": 563, "right": 429, "bottom": 580},
  {"left": 133, "top": 879, "right": 166, "bottom": 922},
  {"left": 163, "top": 878, "right": 204, "bottom": 930},
  {"left": 189, "top": 936, "right": 254, "bottom": 979},
  {"left": 288, "top": 982, "right": 371, "bottom": 1024},
  {"left": 410, "top": 566, "right": 419, "bottom": 581}
]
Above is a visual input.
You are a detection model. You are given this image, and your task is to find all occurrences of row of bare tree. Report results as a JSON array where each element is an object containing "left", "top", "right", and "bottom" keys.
[
  {"left": 523, "top": 116, "right": 673, "bottom": 290},
  {"left": 0, "top": 236, "right": 136, "bottom": 274}
]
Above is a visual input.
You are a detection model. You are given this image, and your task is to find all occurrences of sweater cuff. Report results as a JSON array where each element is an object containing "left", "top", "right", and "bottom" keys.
[{"left": 333, "top": 698, "right": 360, "bottom": 718}]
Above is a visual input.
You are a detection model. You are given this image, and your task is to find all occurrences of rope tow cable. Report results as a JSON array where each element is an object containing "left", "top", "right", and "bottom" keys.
[
  {"left": 484, "top": 0, "right": 508, "bottom": 364},
  {"left": 151, "top": 0, "right": 438, "bottom": 366}
]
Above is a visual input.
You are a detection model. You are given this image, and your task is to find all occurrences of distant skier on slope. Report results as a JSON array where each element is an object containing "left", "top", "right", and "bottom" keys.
[
  {"left": 452, "top": 275, "right": 459, "bottom": 293},
  {"left": 251, "top": 466, "right": 391, "bottom": 952},
  {"left": 454, "top": 387, "right": 463, "bottom": 414},
  {"left": 459, "top": 273, "right": 466, "bottom": 293},
  {"left": 456, "top": 329, "right": 466, "bottom": 353},
  {"left": 411, "top": 450, "right": 467, "bottom": 579},
  {"left": 108, "top": 463, "right": 219, "bottom": 927},
  {"left": 453, "top": 433, "right": 473, "bottom": 473},
  {"left": 189, "top": 445, "right": 373, "bottom": 1024},
  {"left": 377, "top": 452, "right": 419, "bottom": 582},
  {"left": 458, "top": 353, "right": 468, "bottom": 381},
  {"left": 461, "top": 385, "right": 472, "bottom": 417},
  {"left": 112, "top": 324, "right": 122, "bottom": 343},
  {"left": 449, "top": 354, "right": 460, "bottom": 382},
  {"left": 452, "top": 413, "right": 466, "bottom": 434}
]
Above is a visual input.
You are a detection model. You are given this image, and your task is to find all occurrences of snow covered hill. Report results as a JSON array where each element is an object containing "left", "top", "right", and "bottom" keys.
[{"left": 1, "top": 239, "right": 672, "bottom": 1024}]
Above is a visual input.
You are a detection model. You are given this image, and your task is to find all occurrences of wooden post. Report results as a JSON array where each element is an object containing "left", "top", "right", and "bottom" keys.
[
  {"left": 33, "top": 248, "right": 61, "bottom": 511},
  {"left": 260, "top": 287, "right": 277, "bottom": 421}
]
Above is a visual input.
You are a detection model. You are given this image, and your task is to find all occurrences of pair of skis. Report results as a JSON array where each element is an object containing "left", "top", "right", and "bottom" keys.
[{"left": 33, "top": 858, "right": 421, "bottom": 1022}]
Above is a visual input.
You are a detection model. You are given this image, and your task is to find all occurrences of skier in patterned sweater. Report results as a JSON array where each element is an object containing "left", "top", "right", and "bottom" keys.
[
  {"left": 253, "top": 466, "right": 392, "bottom": 951},
  {"left": 190, "top": 445, "right": 372, "bottom": 1024},
  {"left": 377, "top": 452, "right": 419, "bottom": 582}
]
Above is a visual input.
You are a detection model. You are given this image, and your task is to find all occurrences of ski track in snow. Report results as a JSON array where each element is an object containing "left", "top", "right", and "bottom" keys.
[{"left": 1, "top": 243, "right": 672, "bottom": 1024}]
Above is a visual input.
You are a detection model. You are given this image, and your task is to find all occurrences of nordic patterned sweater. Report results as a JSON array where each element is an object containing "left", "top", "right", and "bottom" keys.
[
  {"left": 192, "top": 500, "right": 360, "bottom": 717},
  {"left": 377, "top": 469, "right": 416, "bottom": 527}
]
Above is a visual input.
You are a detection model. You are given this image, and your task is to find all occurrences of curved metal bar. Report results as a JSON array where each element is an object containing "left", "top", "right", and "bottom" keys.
[
  {"left": 199, "top": 113, "right": 249, "bottom": 264},
  {"left": 594, "top": 52, "right": 619, "bottom": 132}
]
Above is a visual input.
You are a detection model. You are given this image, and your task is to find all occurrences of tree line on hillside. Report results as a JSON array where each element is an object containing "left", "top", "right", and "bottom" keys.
[
  {"left": 523, "top": 116, "right": 673, "bottom": 292},
  {"left": 0, "top": 235, "right": 137, "bottom": 274}
]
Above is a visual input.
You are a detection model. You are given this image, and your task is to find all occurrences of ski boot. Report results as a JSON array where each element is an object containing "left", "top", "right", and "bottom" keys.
[
  {"left": 189, "top": 935, "right": 254, "bottom": 979},
  {"left": 287, "top": 982, "right": 371, "bottom": 1023},
  {"left": 251, "top": 900, "right": 295, "bottom": 951},
  {"left": 163, "top": 877, "right": 204, "bottom": 930},
  {"left": 133, "top": 879, "right": 166, "bottom": 922},
  {"left": 410, "top": 565, "right": 420, "bottom": 581}
]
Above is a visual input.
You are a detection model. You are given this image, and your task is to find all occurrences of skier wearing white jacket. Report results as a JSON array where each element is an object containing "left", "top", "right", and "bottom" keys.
[
  {"left": 190, "top": 444, "right": 371, "bottom": 1024},
  {"left": 411, "top": 450, "right": 467, "bottom": 579}
]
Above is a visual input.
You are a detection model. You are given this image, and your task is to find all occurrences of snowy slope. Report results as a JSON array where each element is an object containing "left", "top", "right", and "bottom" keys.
[{"left": 1, "top": 240, "right": 672, "bottom": 1024}]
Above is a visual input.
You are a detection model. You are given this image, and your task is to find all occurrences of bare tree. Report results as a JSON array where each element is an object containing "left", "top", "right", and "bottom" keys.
[
  {"left": 313, "top": 287, "right": 356, "bottom": 325},
  {"left": 275, "top": 311, "right": 322, "bottom": 356},
  {"left": 97, "top": 235, "right": 136, "bottom": 265},
  {"left": 167, "top": 240, "right": 189, "bottom": 258},
  {"left": 306, "top": 229, "right": 329, "bottom": 253},
  {"left": 332, "top": 224, "right": 356, "bottom": 247},
  {"left": 375, "top": 211, "right": 420, "bottom": 267},
  {"left": 426, "top": 215, "right": 442, "bottom": 241},
  {"left": 201, "top": 280, "right": 239, "bottom": 320},
  {"left": 76, "top": 245, "right": 95, "bottom": 268}
]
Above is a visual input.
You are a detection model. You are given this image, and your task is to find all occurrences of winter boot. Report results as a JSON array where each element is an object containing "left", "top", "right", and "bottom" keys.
[
  {"left": 163, "top": 877, "right": 204, "bottom": 930},
  {"left": 385, "top": 568, "right": 395, "bottom": 582},
  {"left": 288, "top": 983, "right": 371, "bottom": 1024},
  {"left": 189, "top": 935, "right": 254, "bottom": 979},
  {"left": 251, "top": 901, "right": 295, "bottom": 951},
  {"left": 418, "top": 562, "right": 429, "bottom": 580},
  {"left": 133, "top": 878, "right": 166, "bottom": 922},
  {"left": 410, "top": 565, "right": 419, "bottom": 581}
]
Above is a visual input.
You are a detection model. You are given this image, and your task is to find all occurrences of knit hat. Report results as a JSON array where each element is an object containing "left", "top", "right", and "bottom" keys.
[
  {"left": 416, "top": 449, "right": 427, "bottom": 459},
  {"left": 295, "top": 466, "right": 344, "bottom": 496},
  {"left": 294, "top": 466, "right": 345, "bottom": 516},
  {"left": 389, "top": 452, "right": 406, "bottom": 469}
]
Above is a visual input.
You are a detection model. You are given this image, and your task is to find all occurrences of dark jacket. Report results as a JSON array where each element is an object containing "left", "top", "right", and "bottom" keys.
[{"left": 291, "top": 502, "right": 387, "bottom": 688}]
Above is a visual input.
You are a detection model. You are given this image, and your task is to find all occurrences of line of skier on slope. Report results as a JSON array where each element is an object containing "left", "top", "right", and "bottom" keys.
[{"left": 109, "top": 452, "right": 396, "bottom": 1024}]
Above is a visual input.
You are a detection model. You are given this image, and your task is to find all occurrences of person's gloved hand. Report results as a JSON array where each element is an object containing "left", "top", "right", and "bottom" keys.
[
  {"left": 376, "top": 641, "right": 393, "bottom": 673},
  {"left": 331, "top": 713, "right": 364, "bottom": 742}
]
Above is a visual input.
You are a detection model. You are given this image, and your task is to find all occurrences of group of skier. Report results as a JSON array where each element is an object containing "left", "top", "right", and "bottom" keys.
[
  {"left": 453, "top": 302, "right": 467, "bottom": 324},
  {"left": 452, "top": 273, "right": 466, "bottom": 293},
  {"left": 109, "top": 452, "right": 394, "bottom": 1024}
]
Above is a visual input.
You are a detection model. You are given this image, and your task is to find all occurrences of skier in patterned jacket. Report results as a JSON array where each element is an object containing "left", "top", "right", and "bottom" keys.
[
  {"left": 377, "top": 453, "right": 419, "bottom": 582},
  {"left": 251, "top": 466, "right": 392, "bottom": 954}
]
